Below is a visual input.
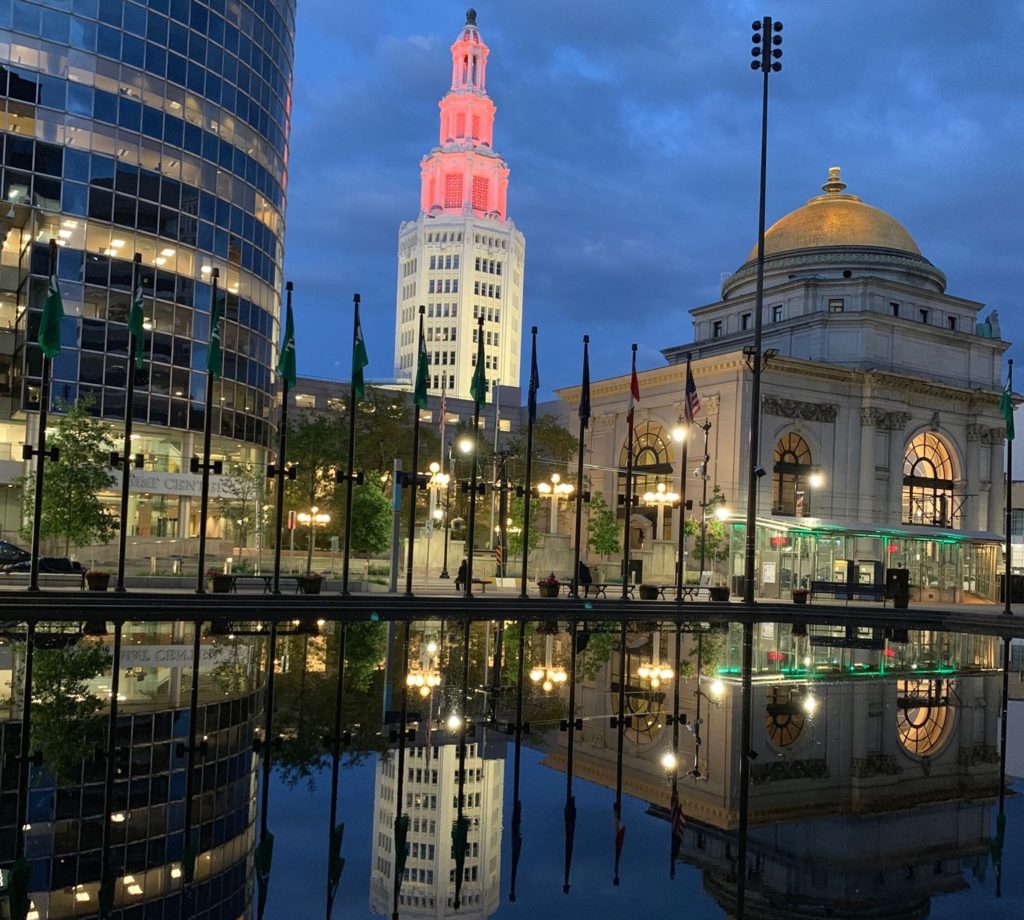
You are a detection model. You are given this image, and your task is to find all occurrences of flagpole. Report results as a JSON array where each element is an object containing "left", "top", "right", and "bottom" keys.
[
  {"left": 571, "top": 336, "right": 590, "bottom": 597},
  {"left": 405, "top": 305, "right": 426, "bottom": 596},
  {"left": 675, "top": 353, "right": 696, "bottom": 600},
  {"left": 28, "top": 240, "right": 60, "bottom": 593},
  {"left": 622, "top": 344, "right": 638, "bottom": 600},
  {"left": 196, "top": 267, "right": 220, "bottom": 593},
  {"left": 1005, "top": 359, "right": 1013, "bottom": 616},
  {"left": 612, "top": 620, "right": 626, "bottom": 885},
  {"left": 342, "top": 294, "right": 362, "bottom": 597},
  {"left": 520, "top": 327, "right": 539, "bottom": 597},
  {"left": 465, "top": 315, "right": 485, "bottom": 599},
  {"left": 115, "top": 253, "right": 145, "bottom": 592},
  {"left": 326, "top": 623, "right": 348, "bottom": 919},
  {"left": 271, "top": 282, "right": 293, "bottom": 594}
]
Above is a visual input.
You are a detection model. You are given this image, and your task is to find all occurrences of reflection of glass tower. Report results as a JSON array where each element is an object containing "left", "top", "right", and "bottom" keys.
[
  {"left": 0, "top": 627, "right": 261, "bottom": 917},
  {"left": 370, "top": 734, "right": 505, "bottom": 919}
]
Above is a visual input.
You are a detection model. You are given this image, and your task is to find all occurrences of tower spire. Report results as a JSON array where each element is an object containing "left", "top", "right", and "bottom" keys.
[{"left": 420, "top": 13, "right": 509, "bottom": 219}]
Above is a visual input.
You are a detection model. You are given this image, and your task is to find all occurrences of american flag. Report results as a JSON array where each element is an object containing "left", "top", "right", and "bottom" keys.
[
  {"left": 669, "top": 786, "right": 686, "bottom": 878},
  {"left": 626, "top": 347, "right": 640, "bottom": 426},
  {"left": 684, "top": 356, "right": 700, "bottom": 423}
]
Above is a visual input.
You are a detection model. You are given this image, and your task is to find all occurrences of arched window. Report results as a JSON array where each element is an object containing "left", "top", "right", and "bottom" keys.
[
  {"left": 771, "top": 433, "right": 813, "bottom": 517},
  {"left": 896, "top": 679, "right": 952, "bottom": 756},
  {"left": 619, "top": 422, "right": 674, "bottom": 546},
  {"left": 902, "top": 433, "right": 957, "bottom": 527}
]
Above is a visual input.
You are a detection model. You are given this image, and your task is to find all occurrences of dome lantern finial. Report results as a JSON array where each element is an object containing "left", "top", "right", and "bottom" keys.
[
  {"left": 466, "top": 8, "right": 477, "bottom": 25},
  {"left": 822, "top": 166, "right": 847, "bottom": 195}
]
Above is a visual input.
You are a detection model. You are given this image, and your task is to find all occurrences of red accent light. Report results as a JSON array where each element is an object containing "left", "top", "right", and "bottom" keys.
[
  {"left": 767, "top": 650, "right": 785, "bottom": 661},
  {"left": 887, "top": 544, "right": 899, "bottom": 552},
  {"left": 884, "top": 648, "right": 896, "bottom": 657}
]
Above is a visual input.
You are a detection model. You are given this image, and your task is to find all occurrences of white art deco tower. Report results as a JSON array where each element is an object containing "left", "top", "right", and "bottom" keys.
[{"left": 394, "top": 10, "right": 526, "bottom": 404}]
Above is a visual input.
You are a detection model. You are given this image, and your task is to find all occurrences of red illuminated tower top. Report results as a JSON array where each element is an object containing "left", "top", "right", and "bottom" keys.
[{"left": 419, "top": 9, "right": 510, "bottom": 221}]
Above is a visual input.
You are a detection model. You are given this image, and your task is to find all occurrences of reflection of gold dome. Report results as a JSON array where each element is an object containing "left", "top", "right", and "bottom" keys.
[{"left": 746, "top": 167, "right": 921, "bottom": 260}]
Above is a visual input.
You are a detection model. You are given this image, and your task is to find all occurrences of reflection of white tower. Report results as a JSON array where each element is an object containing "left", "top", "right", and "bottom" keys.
[{"left": 370, "top": 736, "right": 505, "bottom": 919}]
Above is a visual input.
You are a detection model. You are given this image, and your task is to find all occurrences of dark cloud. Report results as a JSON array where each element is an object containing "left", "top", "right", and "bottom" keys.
[{"left": 284, "top": 0, "right": 1024, "bottom": 392}]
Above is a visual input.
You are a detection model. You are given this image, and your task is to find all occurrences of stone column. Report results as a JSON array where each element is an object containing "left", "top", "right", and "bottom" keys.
[
  {"left": 858, "top": 408, "right": 882, "bottom": 520},
  {"left": 964, "top": 424, "right": 983, "bottom": 531},
  {"left": 886, "top": 413, "right": 911, "bottom": 525},
  {"left": 988, "top": 427, "right": 1005, "bottom": 534}
]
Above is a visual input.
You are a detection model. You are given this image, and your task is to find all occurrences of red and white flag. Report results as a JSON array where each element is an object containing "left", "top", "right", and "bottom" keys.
[{"left": 626, "top": 348, "right": 640, "bottom": 426}]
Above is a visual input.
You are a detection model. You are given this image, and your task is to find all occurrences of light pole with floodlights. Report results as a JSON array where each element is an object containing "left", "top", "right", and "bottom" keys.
[
  {"left": 535, "top": 473, "right": 574, "bottom": 534},
  {"left": 297, "top": 506, "right": 330, "bottom": 576}
]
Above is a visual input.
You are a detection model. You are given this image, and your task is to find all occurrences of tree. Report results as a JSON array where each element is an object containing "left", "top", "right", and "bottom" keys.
[
  {"left": 19, "top": 398, "right": 117, "bottom": 555},
  {"left": 31, "top": 641, "right": 111, "bottom": 783},
  {"left": 685, "top": 485, "right": 731, "bottom": 581},
  {"left": 506, "top": 414, "right": 578, "bottom": 485},
  {"left": 506, "top": 493, "right": 540, "bottom": 558},
  {"left": 587, "top": 492, "right": 621, "bottom": 560},
  {"left": 216, "top": 461, "right": 270, "bottom": 556},
  {"left": 284, "top": 410, "right": 345, "bottom": 527},
  {"left": 349, "top": 479, "right": 391, "bottom": 559}
]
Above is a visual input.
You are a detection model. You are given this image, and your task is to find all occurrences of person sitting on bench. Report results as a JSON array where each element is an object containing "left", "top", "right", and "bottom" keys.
[
  {"left": 576, "top": 560, "right": 593, "bottom": 595},
  {"left": 455, "top": 559, "right": 467, "bottom": 592}
]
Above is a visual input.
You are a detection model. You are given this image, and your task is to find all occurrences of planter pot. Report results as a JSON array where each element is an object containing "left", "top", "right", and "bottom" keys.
[
  {"left": 85, "top": 573, "right": 111, "bottom": 592},
  {"left": 298, "top": 576, "right": 323, "bottom": 595},
  {"left": 638, "top": 585, "right": 659, "bottom": 601},
  {"left": 709, "top": 586, "right": 730, "bottom": 602},
  {"left": 210, "top": 574, "right": 233, "bottom": 593},
  {"left": 791, "top": 589, "right": 809, "bottom": 605},
  {"left": 790, "top": 622, "right": 808, "bottom": 638},
  {"left": 537, "top": 583, "right": 560, "bottom": 598}
]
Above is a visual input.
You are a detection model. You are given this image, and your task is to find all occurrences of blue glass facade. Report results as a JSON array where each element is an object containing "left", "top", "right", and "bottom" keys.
[{"left": 0, "top": 0, "right": 295, "bottom": 460}]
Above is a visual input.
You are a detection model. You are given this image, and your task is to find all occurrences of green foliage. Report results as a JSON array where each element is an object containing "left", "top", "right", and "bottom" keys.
[
  {"left": 506, "top": 494, "right": 540, "bottom": 557},
  {"left": 587, "top": 492, "right": 621, "bottom": 558},
  {"left": 349, "top": 480, "right": 391, "bottom": 557},
  {"left": 285, "top": 410, "right": 345, "bottom": 513},
  {"left": 506, "top": 415, "right": 578, "bottom": 483},
  {"left": 19, "top": 398, "right": 116, "bottom": 554},
  {"left": 578, "top": 623, "right": 620, "bottom": 680},
  {"left": 216, "top": 461, "right": 270, "bottom": 550},
  {"left": 684, "top": 484, "right": 730, "bottom": 570},
  {"left": 32, "top": 641, "right": 111, "bottom": 784},
  {"left": 344, "top": 620, "right": 387, "bottom": 691}
]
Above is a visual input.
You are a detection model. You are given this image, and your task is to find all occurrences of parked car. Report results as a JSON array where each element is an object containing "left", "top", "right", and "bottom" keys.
[
  {"left": 0, "top": 541, "right": 29, "bottom": 567},
  {"left": 1, "top": 557, "right": 84, "bottom": 574}
]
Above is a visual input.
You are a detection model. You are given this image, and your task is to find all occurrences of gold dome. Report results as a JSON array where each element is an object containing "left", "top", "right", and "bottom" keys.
[{"left": 745, "top": 167, "right": 921, "bottom": 261}]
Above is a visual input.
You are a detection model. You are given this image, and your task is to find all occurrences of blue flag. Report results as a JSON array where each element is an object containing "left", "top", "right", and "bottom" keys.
[
  {"left": 528, "top": 331, "right": 539, "bottom": 422},
  {"left": 579, "top": 338, "right": 591, "bottom": 429}
]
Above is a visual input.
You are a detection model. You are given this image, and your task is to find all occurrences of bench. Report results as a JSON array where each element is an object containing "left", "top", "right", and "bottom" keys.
[
  {"left": 455, "top": 577, "right": 494, "bottom": 594},
  {"left": 0, "top": 571, "right": 86, "bottom": 590},
  {"left": 809, "top": 581, "right": 887, "bottom": 605},
  {"left": 228, "top": 574, "right": 301, "bottom": 593},
  {"left": 568, "top": 581, "right": 634, "bottom": 599}
]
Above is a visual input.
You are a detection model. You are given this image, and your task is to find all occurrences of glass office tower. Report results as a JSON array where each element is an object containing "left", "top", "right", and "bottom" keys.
[{"left": 0, "top": 0, "right": 295, "bottom": 545}]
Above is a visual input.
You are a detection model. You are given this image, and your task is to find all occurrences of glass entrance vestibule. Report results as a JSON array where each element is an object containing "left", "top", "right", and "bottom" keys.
[{"left": 731, "top": 517, "right": 1001, "bottom": 604}]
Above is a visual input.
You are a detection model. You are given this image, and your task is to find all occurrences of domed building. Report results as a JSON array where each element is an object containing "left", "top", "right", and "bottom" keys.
[{"left": 560, "top": 167, "right": 1009, "bottom": 602}]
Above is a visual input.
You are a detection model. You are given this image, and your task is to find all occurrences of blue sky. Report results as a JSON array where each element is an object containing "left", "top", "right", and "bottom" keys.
[{"left": 282, "top": 0, "right": 1024, "bottom": 400}]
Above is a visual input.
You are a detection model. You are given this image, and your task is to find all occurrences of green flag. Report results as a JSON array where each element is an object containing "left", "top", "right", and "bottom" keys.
[
  {"left": 277, "top": 300, "right": 296, "bottom": 389},
  {"left": 128, "top": 277, "right": 145, "bottom": 369},
  {"left": 1001, "top": 375, "right": 1015, "bottom": 441},
  {"left": 207, "top": 288, "right": 223, "bottom": 379},
  {"left": 352, "top": 312, "right": 369, "bottom": 399},
  {"left": 470, "top": 323, "right": 487, "bottom": 409},
  {"left": 413, "top": 330, "right": 429, "bottom": 410},
  {"left": 38, "top": 272, "right": 64, "bottom": 359}
]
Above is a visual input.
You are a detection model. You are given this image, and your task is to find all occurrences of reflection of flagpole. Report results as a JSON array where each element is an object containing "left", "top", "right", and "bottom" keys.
[
  {"left": 509, "top": 618, "right": 526, "bottom": 900},
  {"left": 613, "top": 622, "right": 627, "bottom": 884},
  {"left": 325, "top": 624, "right": 348, "bottom": 919},
  {"left": 453, "top": 619, "right": 471, "bottom": 909},
  {"left": 735, "top": 620, "right": 755, "bottom": 920},
  {"left": 256, "top": 623, "right": 278, "bottom": 920},
  {"left": 8, "top": 622, "right": 36, "bottom": 919},
  {"left": 563, "top": 620, "right": 579, "bottom": 894},
  {"left": 669, "top": 622, "right": 681, "bottom": 878},
  {"left": 98, "top": 622, "right": 124, "bottom": 916},
  {"left": 392, "top": 620, "right": 412, "bottom": 920},
  {"left": 995, "top": 635, "right": 1011, "bottom": 896},
  {"left": 180, "top": 619, "right": 205, "bottom": 916}
]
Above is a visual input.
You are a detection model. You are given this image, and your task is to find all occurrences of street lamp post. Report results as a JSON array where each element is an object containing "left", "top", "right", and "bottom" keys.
[
  {"left": 529, "top": 634, "right": 567, "bottom": 692},
  {"left": 535, "top": 473, "right": 574, "bottom": 534},
  {"left": 697, "top": 420, "right": 713, "bottom": 580},
  {"left": 297, "top": 506, "right": 330, "bottom": 576},
  {"left": 642, "top": 482, "right": 679, "bottom": 542}
]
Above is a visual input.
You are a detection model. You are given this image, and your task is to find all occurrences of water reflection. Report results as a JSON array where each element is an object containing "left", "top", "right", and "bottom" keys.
[{"left": 0, "top": 616, "right": 1015, "bottom": 919}]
